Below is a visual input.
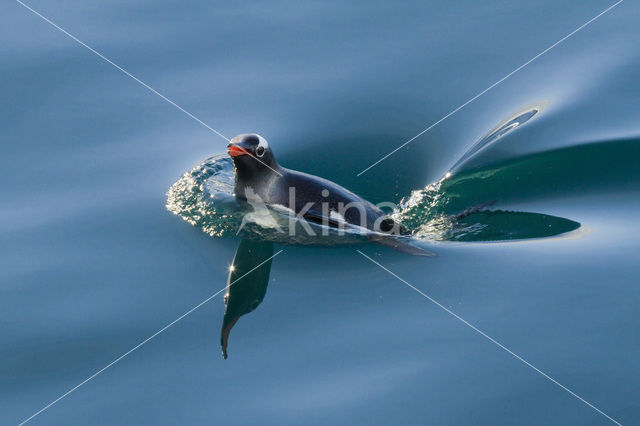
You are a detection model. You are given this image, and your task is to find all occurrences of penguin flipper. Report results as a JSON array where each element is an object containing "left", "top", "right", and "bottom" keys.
[
  {"left": 302, "top": 210, "right": 343, "bottom": 228},
  {"left": 299, "top": 210, "right": 435, "bottom": 256}
]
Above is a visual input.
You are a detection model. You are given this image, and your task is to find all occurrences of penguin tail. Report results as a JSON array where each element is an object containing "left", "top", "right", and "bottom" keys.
[{"left": 369, "top": 235, "right": 437, "bottom": 257}]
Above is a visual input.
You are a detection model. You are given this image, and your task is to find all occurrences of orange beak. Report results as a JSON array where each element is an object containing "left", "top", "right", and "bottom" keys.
[{"left": 228, "top": 145, "right": 249, "bottom": 157}]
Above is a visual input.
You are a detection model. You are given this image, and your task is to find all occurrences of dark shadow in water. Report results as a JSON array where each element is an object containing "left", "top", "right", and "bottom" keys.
[
  {"left": 444, "top": 138, "right": 640, "bottom": 207},
  {"left": 221, "top": 239, "right": 274, "bottom": 359},
  {"left": 396, "top": 138, "right": 640, "bottom": 241},
  {"left": 441, "top": 209, "right": 580, "bottom": 242}
]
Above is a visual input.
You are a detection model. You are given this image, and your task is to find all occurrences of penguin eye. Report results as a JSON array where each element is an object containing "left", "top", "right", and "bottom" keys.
[{"left": 256, "top": 146, "right": 265, "bottom": 157}]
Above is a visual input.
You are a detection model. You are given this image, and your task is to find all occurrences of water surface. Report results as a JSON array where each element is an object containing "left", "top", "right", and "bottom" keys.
[{"left": 2, "top": 1, "right": 639, "bottom": 424}]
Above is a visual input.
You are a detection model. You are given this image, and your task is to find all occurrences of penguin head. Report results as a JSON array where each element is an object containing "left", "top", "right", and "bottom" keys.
[{"left": 227, "top": 134, "right": 278, "bottom": 175}]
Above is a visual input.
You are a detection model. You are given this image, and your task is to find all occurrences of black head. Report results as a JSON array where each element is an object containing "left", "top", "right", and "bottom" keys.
[{"left": 227, "top": 134, "right": 279, "bottom": 177}]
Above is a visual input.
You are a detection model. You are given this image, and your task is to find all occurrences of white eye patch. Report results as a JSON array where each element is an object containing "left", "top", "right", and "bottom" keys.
[{"left": 257, "top": 136, "right": 269, "bottom": 150}]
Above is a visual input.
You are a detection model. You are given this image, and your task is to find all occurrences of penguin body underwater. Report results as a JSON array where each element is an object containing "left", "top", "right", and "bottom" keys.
[{"left": 227, "top": 133, "right": 433, "bottom": 256}]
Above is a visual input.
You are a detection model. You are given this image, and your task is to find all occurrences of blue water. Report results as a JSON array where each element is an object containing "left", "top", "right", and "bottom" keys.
[{"left": 2, "top": 0, "right": 640, "bottom": 424}]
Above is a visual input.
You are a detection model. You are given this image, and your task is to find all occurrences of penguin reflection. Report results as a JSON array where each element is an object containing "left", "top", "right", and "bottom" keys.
[{"left": 221, "top": 239, "right": 274, "bottom": 359}]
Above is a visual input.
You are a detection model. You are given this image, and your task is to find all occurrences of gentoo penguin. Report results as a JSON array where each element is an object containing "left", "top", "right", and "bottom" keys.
[{"left": 227, "top": 133, "right": 433, "bottom": 256}]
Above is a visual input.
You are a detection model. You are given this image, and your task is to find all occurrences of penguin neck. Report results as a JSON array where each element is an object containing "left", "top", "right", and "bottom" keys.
[{"left": 233, "top": 162, "right": 282, "bottom": 200}]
